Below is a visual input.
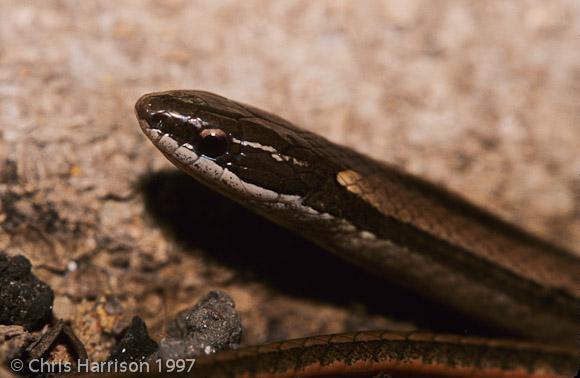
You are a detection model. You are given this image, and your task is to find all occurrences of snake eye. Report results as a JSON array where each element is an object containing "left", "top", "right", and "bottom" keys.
[{"left": 198, "top": 128, "right": 228, "bottom": 158}]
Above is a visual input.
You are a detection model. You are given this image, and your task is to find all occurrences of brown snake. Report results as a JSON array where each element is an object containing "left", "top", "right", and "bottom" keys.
[{"left": 135, "top": 90, "right": 580, "bottom": 377}]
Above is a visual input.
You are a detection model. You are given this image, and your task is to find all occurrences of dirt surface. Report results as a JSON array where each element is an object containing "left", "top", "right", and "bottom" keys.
[{"left": 1, "top": 0, "right": 579, "bottom": 362}]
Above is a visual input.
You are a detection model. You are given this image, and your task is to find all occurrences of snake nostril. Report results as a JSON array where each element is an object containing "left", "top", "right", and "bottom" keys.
[{"left": 148, "top": 113, "right": 166, "bottom": 128}]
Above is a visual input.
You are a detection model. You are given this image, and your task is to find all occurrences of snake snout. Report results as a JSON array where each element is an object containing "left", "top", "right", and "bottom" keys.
[
  {"left": 134, "top": 93, "right": 150, "bottom": 118},
  {"left": 134, "top": 93, "right": 159, "bottom": 130}
]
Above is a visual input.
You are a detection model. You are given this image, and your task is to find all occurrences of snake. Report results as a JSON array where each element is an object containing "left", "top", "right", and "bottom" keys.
[{"left": 134, "top": 90, "right": 579, "bottom": 377}]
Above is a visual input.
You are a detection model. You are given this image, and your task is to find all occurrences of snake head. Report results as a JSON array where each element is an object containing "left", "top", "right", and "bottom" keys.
[{"left": 135, "top": 90, "right": 327, "bottom": 206}]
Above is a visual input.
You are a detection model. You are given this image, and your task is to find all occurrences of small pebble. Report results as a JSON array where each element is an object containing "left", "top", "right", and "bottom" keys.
[
  {"left": 0, "top": 253, "right": 54, "bottom": 330},
  {"left": 108, "top": 316, "right": 158, "bottom": 363},
  {"left": 154, "top": 290, "right": 241, "bottom": 360}
]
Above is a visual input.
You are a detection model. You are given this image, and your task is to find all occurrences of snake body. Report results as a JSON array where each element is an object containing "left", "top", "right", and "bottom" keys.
[{"left": 135, "top": 90, "right": 580, "bottom": 377}]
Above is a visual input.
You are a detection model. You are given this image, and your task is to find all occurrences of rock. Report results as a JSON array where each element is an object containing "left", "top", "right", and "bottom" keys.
[
  {"left": 108, "top": 316, "right": 158, "bottom": 363},
  {"left": 0, "top": 254, "right": 54, "bottom": 330},
  {"left": 0, "top": 325, "right": 33, "bottom": 363},
  {"left": 155, "top": 291, "right": 241, "bottom": 360}
]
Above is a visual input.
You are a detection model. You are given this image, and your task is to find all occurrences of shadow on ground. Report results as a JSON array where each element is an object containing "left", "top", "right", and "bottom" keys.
[{"left": 139, "top": 170, "right": 506, "bottom": 338}]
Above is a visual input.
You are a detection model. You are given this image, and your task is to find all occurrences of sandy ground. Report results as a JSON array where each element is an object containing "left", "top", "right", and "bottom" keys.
[{"left": 1, "top": 0, "right": 579, "bottom": 361}]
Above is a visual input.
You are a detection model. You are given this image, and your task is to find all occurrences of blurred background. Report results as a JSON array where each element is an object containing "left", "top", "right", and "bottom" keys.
[{"left": 0, "top": 0, "right": 579, "bottom": 361}]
